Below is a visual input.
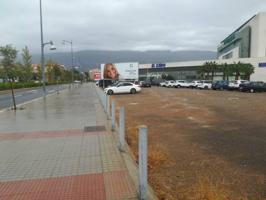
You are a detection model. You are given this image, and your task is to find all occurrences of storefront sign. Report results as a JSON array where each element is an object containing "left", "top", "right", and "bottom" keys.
[
  {"left": 258, "top": 62, "right": 266, "bottom": 67},
  {"left": 151, "top": 63, "right": 166, "bottom": 68}
]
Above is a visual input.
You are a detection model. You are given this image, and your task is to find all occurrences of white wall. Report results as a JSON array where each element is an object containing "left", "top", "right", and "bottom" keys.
[
  {"left": 246, "top": 14, "right": 260, "bottom": 58},
  {"left": 257, "top": 12, "right": 266, "bottom": 57}
]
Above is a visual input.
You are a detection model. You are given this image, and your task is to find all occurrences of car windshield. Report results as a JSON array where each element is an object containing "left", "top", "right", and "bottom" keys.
[{"left": 109, "top": 81, "right": 119, "bottom": 87}]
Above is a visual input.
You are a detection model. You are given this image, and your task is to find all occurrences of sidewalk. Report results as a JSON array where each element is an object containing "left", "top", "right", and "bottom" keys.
[{"left": 0, "top": 83, "right": 138, "bottom": 200}]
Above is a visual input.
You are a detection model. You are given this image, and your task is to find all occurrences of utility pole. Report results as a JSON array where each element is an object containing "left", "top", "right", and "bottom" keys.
[{"left": 62, "top": 40, "right": 74, "bottom": 83}]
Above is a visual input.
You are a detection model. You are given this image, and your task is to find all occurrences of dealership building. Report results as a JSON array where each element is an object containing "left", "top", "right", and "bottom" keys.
[{"left": 139, "top": 12, "right": 266, "bottom": 82}]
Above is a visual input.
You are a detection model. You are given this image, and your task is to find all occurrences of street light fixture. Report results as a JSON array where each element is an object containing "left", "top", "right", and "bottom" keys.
[
  {"left": 39, "top": 0, "right": 56, "bottom": 96},
  {"left": 62, "top": 40, "right": 74, "bottom": 83}
]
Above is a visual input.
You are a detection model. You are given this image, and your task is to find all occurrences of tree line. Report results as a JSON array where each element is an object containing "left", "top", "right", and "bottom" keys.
[
  {"left": 0, "top": 44, "right": 84, "bottom": 84},
  {"left": 198, "top": 61, "right": 254, "bottom": 81}
]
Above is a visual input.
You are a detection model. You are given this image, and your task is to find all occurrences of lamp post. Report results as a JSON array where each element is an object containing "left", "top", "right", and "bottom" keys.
[
  {"left": 62, "top": 40, "right": 74, "bottom": 83},
  {"left": 39, "top": 0, "right": 56, "bottom": 96}
]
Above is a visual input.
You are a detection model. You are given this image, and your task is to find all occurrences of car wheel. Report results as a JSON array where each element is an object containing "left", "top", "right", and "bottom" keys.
[
  {"left": 130, "top": 88, "right": 136, "bottom": 94},
  {"left": 220, "top": 87, "right": 223, "bottom": 90},
  {"left": 107, "top": 90, "right": 113, "bottom": 95},
  {"left": 250, "top": 88, "right": 254, "bottom": 93},
  {"left": 204, "top": 86, "right": 208, "bottom": 89}
]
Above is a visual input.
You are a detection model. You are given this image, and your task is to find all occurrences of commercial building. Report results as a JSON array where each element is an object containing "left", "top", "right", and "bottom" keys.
[
  {"left": 139, "top": 57, "right": 266, "bottom": 81},
  {"left": 218, "top": 12, "right": 266, "bottom": 59},
  {"left": 139, "top": 12, "right": 266, "bottom": 82}
]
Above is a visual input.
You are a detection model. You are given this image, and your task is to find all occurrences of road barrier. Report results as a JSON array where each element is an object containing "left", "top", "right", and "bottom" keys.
[
  {"left": 95, "top": 86, "right": 149, "bottom": 200},
  {"left": 107, "top": 95, "right": 110, "bottom": 119},
  {"left": 111, "top": 101, "right": 116, "bottom": 131},
  {"left": 95, "top": 87, "right": 107, "bottom": 113},
  {"left": 118, "top": 107, "right": 125, "bottom": 152},
  {"left": 139, "top": 126, "right": 148, "bottom": 200}
]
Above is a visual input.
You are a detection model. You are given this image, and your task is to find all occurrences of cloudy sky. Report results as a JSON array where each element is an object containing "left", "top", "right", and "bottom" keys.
[{"left": 0, "top": 0, "right": 266, "bottom": 53}]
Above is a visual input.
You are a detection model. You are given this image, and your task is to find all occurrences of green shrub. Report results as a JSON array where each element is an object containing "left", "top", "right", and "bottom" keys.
[{"left": 0, "top": 81, "right": 69, "bottom": 91}]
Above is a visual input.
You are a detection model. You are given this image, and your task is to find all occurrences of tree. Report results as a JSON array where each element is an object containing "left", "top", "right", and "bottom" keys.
[
  {"left": 21, "top": 46, "right": 33, "bottom": 82},
  {"left": 219, "top": 63, "right": 228, "bottom": 80},
  {"left": 197, "top": 65, "right": 205, "bottom": 79},
  {"left": 165, "top": 74, "right": 175, "bottom": 80},
  {"left": 204, "top": 62, "right": 211, "bottom": 80},
  {"left": 62, "top": 70, "right": 72, "bottom": 82},
  {"left": 0, "top": 45, "right": 18, "bottom": 110},
  {"left": 210, "top": 61, "right": 218, "bottom": 80},
  {"left": 0, "top": 66, "right": 5, "bottom": 80},
  {"left": 242, "top": 63, "right": 254, "bottom": 80},
  {"left": 45, "top": 60, "right": 64, "bottom": 83}
]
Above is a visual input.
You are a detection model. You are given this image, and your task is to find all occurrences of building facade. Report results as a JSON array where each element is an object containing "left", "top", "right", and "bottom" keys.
[
  {"left": 139, "top": 57, "right": 266, "bottom": 82},
  {"left": 139, "top": 12, "right": 266, "bottom": 82},
  {"left": 217, "top": 12, "right": 266, "bottom": 59}
]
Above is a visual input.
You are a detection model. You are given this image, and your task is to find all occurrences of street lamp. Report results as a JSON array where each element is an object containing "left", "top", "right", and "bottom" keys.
[
  {"left": 39, "top": 0, "right": 56, "bottom": 96},
  {"left": 62, "top": 40, "right": 74, "bottom": 83}
]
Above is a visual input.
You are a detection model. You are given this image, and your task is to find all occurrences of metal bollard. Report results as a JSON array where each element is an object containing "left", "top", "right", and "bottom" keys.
[
  {"left": 107, "top": 95, "right": 110, "bottom": 119},
  {"left": 118, "top": 107, "right": 125, "bottom": 152},
  {"left": 103, "top": 93, "right": 107, "bottom": 112},
  {"left": 111, "top": 101, "right": 116, "bottom": 131},
  {"left": 139, "top": 126, "right": 148, "bottom": 200}
]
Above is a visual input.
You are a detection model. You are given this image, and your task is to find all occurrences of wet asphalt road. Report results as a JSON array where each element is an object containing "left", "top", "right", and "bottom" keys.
[{"left": 0, "top": 85, "right": 68, "bottom": 110}]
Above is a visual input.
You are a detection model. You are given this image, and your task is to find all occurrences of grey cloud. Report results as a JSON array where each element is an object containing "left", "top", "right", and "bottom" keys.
[{"left": 0, "top": 0, "right": 266, "bottom": 53}]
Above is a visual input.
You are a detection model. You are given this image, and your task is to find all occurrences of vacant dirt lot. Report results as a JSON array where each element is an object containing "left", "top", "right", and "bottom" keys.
[{"left": 111, "top": 87, "right": 266, "bottom": 200}]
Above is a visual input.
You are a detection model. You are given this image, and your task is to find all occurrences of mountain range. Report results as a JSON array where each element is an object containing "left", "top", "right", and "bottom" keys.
[{"left": 32, "top": 50, "right": 217, "bottom": 71}]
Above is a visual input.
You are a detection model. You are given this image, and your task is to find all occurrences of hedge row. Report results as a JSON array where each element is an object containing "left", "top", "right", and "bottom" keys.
[{"left": 0, "top": 82, "right": 69, "bottom": 91}]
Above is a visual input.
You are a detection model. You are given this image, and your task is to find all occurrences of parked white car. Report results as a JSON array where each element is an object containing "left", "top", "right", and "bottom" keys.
[
  {"left": 197, "top": 80, "right": 213, "bottom": 89},
  {"left": 166, "top": 80, "right": 176, "bottom": 87},
  {"left": 159, "top": 81, "right": 167, "bottom": 87},
  {"left": 228, "top": 80, "right": 249, "bottom": 90},
  {"left": 104, "top": 82, "right": 141, "bottom": 95},
  {"left": 188, "top": 80, "right": 201, "bottom": 88},
  {"left": 175, "top": 80, "right": 189, "bottom": 88}
]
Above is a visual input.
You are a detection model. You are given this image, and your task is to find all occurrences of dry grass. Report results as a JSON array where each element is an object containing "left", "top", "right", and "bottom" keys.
[
  {"left": 192, "top": 176, "right": 230, "bottom": 200},
  {"left": 110, "top": 90, "right": 266, "bottom": 200},
  {"left": 148, "top": 146, "right": 168, "bottom": 170}
]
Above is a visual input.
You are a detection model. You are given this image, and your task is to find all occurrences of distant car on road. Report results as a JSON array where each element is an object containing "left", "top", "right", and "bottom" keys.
[
  {"left": 239, "top": 81, "right": 266, "bottom": 93},
  {"left": 104, "top": 82, "right": 141, "bottom": 95}
]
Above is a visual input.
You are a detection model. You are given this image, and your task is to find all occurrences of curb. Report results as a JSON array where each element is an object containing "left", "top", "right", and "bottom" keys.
[{"left": 0, "top": 88, "right": 68, "bottom": 113}]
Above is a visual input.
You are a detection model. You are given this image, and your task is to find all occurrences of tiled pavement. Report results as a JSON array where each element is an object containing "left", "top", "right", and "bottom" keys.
[{"left": 0, "top": 84, "right": 138, "bottom": 200}]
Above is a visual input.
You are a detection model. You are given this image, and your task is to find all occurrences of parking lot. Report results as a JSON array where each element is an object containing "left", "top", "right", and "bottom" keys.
[{"left": 111, "top": 87, "right": 266, "bottom": 200}]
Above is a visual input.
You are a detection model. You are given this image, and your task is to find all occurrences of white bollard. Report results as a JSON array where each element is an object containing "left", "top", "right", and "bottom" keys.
[
  {"left": 103, "top": 93, "right": 107, "bottom": 112},
  {"left": 111, "top": 101, "right": 116, "bottom": 131},
  {"left": 118, "top": 107, "right": 125, "bottom": 152},
  {"left": 139, "top": 126, "right": 148, "bottom": 200},
  {"left": 107, "top": 95, "right": 110, "bottom": 119}
]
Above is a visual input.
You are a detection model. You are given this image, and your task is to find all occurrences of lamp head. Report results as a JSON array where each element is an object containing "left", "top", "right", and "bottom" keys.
[
  {"left": 49, "top": 41, "right": 56, "bottom": 50},
  {"left": 50, "top": 45, "right": 56, "bottom": 50}
]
